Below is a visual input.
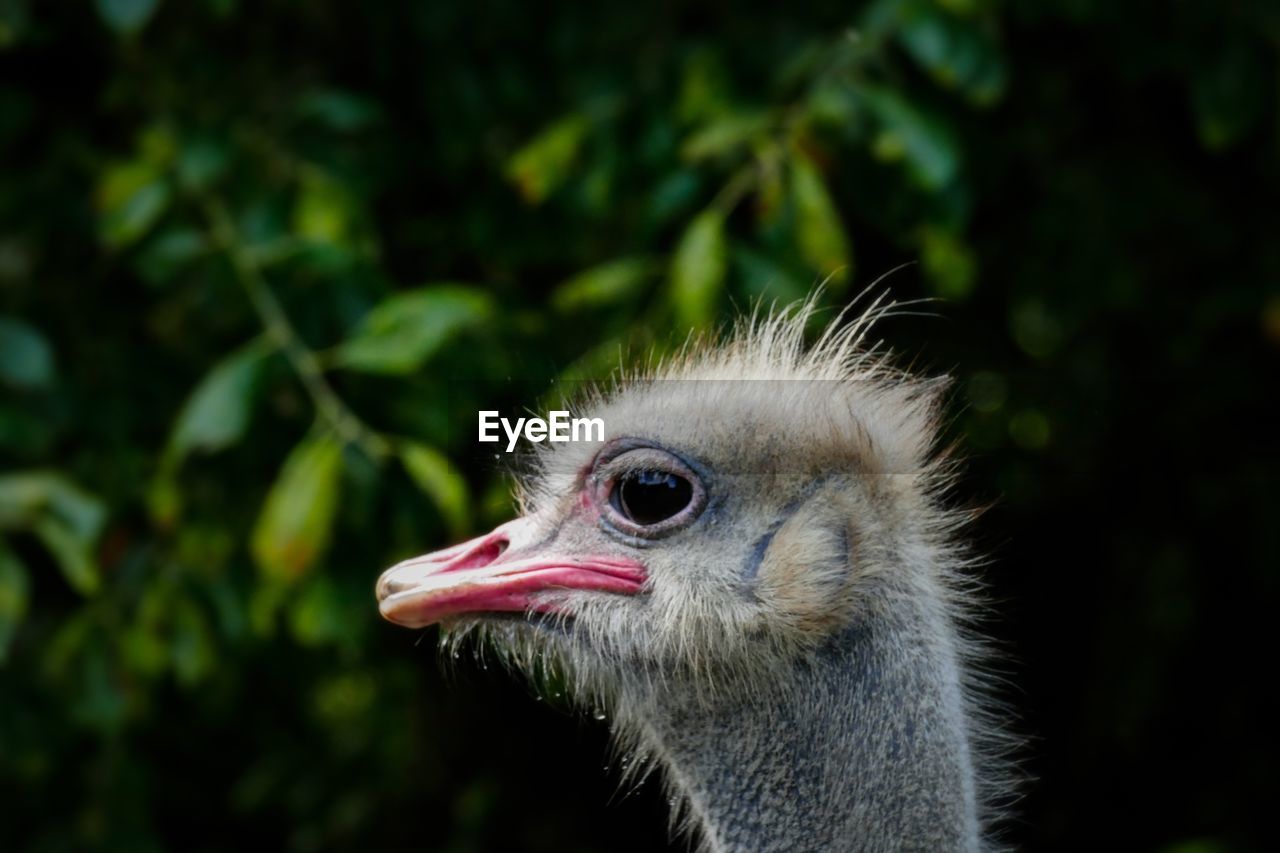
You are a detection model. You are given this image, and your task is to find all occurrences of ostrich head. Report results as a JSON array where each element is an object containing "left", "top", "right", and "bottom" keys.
[{"left": 376, "top": 300, "right": 1002, "bottom": 850}]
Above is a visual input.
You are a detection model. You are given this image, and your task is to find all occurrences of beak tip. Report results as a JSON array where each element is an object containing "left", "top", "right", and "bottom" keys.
[{"left": 375, "top": 563, "right": 412, "bottom": 606}]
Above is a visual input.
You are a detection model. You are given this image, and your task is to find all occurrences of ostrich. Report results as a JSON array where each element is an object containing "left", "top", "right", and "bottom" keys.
[{"left": 376, "top": 299, "right": 1011, "bottom": 852}]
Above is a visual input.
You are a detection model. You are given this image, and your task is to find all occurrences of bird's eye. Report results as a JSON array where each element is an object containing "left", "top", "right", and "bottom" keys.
[
  {"left": 591, "top": 441, "right": 708, "bottom": 540},
  {"left": 611, "top": 469, "right": 693, "bottom": 526}
]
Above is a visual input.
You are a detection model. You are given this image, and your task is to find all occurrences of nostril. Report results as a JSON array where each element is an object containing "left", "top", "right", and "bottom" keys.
[
  {"left": 378, "top": 532, "right": 514, "bottom": 601},
  {"left": 377, "top": 574, "right": 410, "bottom": 602},
  {"left": 444, "top": 535, "right": 509, "bottom": 573}
]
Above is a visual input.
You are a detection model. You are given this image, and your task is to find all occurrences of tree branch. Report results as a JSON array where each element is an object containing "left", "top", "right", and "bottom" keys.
[{"left": 202, "top": 197, "right": 392, "bottom": 461}]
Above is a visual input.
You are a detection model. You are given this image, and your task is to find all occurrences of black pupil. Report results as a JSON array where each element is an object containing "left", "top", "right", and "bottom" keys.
[{"left": 613, "top": 470, "right": 692, "bottom": 526}]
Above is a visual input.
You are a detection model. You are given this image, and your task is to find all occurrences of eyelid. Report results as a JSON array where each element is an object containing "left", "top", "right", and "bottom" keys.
[
  {"left": 588, "top": 441, "right": 709, "bottom": 539},
  {"left": 598, "top": 453, "right": 677, "bottom": 481},
  {"left": 591, "top": 446, "right": 685, "bottom": 486}
]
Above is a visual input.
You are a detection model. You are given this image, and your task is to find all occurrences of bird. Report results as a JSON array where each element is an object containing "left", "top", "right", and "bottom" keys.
[{"left": 376, "top": 297, "right": 1012, "bottom": 852}]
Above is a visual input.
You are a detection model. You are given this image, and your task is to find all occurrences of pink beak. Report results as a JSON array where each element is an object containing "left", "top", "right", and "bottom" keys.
[{"left": 376, "top": 520, "right": 648, "bottom": 629}]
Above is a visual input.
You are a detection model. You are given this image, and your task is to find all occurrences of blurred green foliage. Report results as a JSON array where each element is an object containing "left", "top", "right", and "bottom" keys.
[{"left": 1, "top": 1, "right": 1277, "bottom": 851}]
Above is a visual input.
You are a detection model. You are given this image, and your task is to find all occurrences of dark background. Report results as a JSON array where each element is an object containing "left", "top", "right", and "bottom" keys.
[{"left": 1, "top": 1, "right": 1277, "bottom": 851}]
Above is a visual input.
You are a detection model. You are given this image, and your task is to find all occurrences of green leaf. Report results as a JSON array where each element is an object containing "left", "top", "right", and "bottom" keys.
[
  {"left": 32, "top": 515, "right": 100, "bottom": 595},
  {"left": 754, "top": 152, "right": 787, "bottom": 227},
  {"left": 146, "top": 470, "right": 182, "bottom": 529},
  {"left": 312, "top": 672, "right": 377, "bottom": 726},
  {"left": 1010, "top": 300, "right": 1064, "bottom": 359},
  {"left": 251, "top": 435, "right": 344, "bottom": 582},
  {"left": 671, "top": 210, "right": 728, "bottom": 327},
  {"left": 288, "top": 576, "right": 345, "bottom": 648},
  {"left": 646, "top": 170, "right": 704, "bottom": 229},
  {"left": 292, "top": 174, "right": 357, "bottom": 245},
  {"left": 0, "top": 4, "right": 29, "bottom": 48},
  {"left": 399, "top": 442, "right": 469, "bottom": 539},
  {"left": 170, "top": 597, "right": 215, "bottom": 685},
  {"left": 0, "top": 316, "right": 54, "bottom": 389},
  {"left": 71, "top": 641, "right": 128, "bottom": 732},
  {"left": 1191, "top": 44, "right": 1267, "bottom": 151},
  {"left": 248, "top": 581, "right": 288, "bottom": 638},
  {"left": 506, "top": 115, "right": 589, "bottom": 204},
  {"left": 680, "top": 112, "right": 770, "bottom": 162},
  {"left": 335, "top": 285, "right": 493, "bottom": 375},
  {"left": 42, "top": 613, "right": 88, "bottom": 686},
  {"left": 677, "top": 50, "right": 733, "bottom": 125},
  {"left": 152, "top": 338, "right": 265, "bottom": 529},
  {"left": 860, "top": 86, "right": 960, "bottom": 190},
  {"left": 0, "top": 541, "right": 30, "bottom": 663},
  {"left": 123, "top": 584, "right": 170, "bottom": 678},
  {"left": 96, "top": 0, "right": 160, "bottom": 34},
  {"left": 135, "top": 227, "right": 210, "bottom": 286},
  {"left": 0, "top": 473, "right": 107, "bottom": 598},
  {"left": 295, "top": 88, "right": 383, "bottom": 132},
  {"left": 790, "top": 151, "right": 852, "bottom": 285},
  {"left": 733, "top": 244, "right": 808, "bottom": 304},
  {"left": 0, "top": 471, "right": 107, "bottom": 544},
  {"left": 176, "top": 135, "right": 231, "bottom": 191},
  {"left": 96, "top": 160, "right": 171, "bottom": 248},
  {"left": 551, "top": 257, "right": 656, "bottom": 312},
  {"left": 805, "top": 85, "right": 859, "bottom": 130},
  {"left": 919, "top": 225, "right": 976, "bottom": 300},
  {"left": 480, "top": 475, "right": 518, "bottom": 529},
  {"left": 137, "top": 123, "right": 178, "bottom": 166},
  {"left": 897, "top": 4, "right": 1006, "bottom": 105},
  {"left": 166, "top": 341, "right": 268, "bottom": 462}
]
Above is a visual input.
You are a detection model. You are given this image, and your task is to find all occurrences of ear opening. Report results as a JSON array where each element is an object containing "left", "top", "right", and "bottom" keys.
[{"left": 752, "top": 486, "right": 859, "bottom": 639}]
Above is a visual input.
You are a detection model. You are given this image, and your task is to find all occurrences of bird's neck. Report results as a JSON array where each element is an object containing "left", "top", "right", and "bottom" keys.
[{"left": 633, "top": 604, "right": 982, "bottom": 852}]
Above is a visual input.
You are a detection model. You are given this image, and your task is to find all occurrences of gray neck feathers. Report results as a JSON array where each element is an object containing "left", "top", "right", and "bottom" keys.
[{"left": 631, "top": 602, "right": 982, "bottom": 852}]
